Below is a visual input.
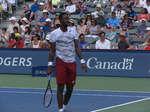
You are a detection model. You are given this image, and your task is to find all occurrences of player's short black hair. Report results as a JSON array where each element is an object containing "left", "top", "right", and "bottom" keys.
[{"left": 59, "top": 12, "right": 68, "bottom": 20}]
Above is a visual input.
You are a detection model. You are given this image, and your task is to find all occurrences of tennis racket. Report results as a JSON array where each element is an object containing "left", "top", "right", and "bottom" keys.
[{"left": 43, "top": 75, "right": 52, "bottom": 108}]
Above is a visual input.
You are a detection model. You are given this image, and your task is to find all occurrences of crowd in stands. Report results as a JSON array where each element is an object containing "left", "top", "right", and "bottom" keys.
[{"left": 0, "top": 0, "right": 150, "bottom": 50}]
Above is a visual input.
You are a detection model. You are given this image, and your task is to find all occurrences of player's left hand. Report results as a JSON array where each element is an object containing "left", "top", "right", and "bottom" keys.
[{"left": 81, "top": 63, "right": 87, "bottom": 73}]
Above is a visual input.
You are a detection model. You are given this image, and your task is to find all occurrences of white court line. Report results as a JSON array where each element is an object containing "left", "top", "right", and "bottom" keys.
[
  {"left": 90, "top": 97, "right": 150, "bottom": 112},
  {"left": 1, "top": 87, "right": 150, "bottom": 94},
  {"left": 0, "top": 90, "right": 149, "bottom": 98}
]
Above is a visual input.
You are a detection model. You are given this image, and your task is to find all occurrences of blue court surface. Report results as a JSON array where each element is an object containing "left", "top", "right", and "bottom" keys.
[{"left": 0, "top": 87, "right": 150, "bottom": 112}]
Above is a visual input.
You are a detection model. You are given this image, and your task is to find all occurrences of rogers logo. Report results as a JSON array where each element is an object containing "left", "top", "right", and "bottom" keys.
[{"left": 0, "top": 57, "right": 32, "bottom": 66}]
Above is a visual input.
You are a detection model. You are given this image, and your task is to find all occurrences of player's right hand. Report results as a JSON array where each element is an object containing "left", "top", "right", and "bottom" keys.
[{"left": 47, "top": 66, "right": 52, "bottom": 75}]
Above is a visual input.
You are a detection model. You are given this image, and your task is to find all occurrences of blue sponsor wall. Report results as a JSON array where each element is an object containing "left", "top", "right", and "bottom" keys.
[{"left": 0, "top": 48, "right": 150, "bottom": 78}]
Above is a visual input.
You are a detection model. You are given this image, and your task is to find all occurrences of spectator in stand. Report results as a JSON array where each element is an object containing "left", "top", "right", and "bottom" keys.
[
  {"left": 0, "top": 28, "right": 9, "bottom": 44},
  {"left": 18, "top": 13, "right": 26, "bottom": 25},
  {"left": 86, "top": 18, "right": 101, "bottom": 38},
  {"left": 0, "top": 0, "right": 7, "bottom": 19},
  {"left": 95, "top": 31, "right": 111, "bottom": 49},
  {"left": 42, "top": 18, "right": 51, "bottom": 36},
  {"left": 120, "top": 13, "right": 132, "bottom": 29},
  {"left": 136, "top": 19, "right": 148, "bottom": 38},
  {"left": 23, "top": 4, "right": 34, "bottom": 21},
  {"left": 31, "top": 34, "right": 43, "bottom": 48},
  {"left": 20, "top": 17, "right": 30, "bottom": 34},
  {"left": 35, "top": 2, "right": 45, "bottom": 22},
  {"left": 43, "top": 34, "right": 51, "bottom": 48},
  {"left": 76, "top": 18, "right": 87, "bottom": 36},
  {"left": 126, "top": 5, "right": 137, "bottom": 22},
  {"left": 30, "top": 0, "right": 40, "bottom": 13},
  {"left": 118, "top": 33, "right": 133, "bottom": 49},
  {"left": 52, "top": 0, "right": 60, "bottom": 8},
  {"left": 45, "top": 0, "right": 54, "bottom": 15},
  {"left": 21, "top": 26, "right": 31, "bottom": 46},
  {"left": 68, "top": 19, "right": 76, "bottom": 30},
  {"left": 106, "top": 25, "right": 117, "bottom": 48},
  {"left": 143, "top": 0, "right": 150, "bottom": 14},
  {"left": 122, "top": 0, "right": 130, "bottom": 11},
  {"left": 106, "top": 1, "right": 117, "bottom": 13},
  {"left": 138, "top": 8, "right": 149, "bottom": 22},
  {"left": 107, "top": 12, "right": 120, "bottom": 31},
  {"left": 138, "top": 0, "right": 146, "bottom": 7},
  {"left": 38, "top": 9, "right": 49, "bottom": 28},
  {"left": 10, "top": 26, "right": 19, "bottom": 40},
  {"left": 31, "top": 25, "right": 44, "bottom": 40},
  {"left": 51, "top": 13, "right": 60, "bottom": 28},
  {"left": 8, "top": 33, "right": 24, "bottom": 48},
  {"left": 91, "top": 4, "right": 104, "bottom": 18},
  {"left": 143, "top": 27, "right": 150, "bottom": 42},
  {"left": 7, "top": 17, "right": 20, "bottom": 36},
  {"left": 78, "top": 34, "right": 90, "bottom": 49},
  {"left": 85, "top": 14, "right": 92, "bottom": 27},
  {"left": 96, "top": 12, "right": 107, "bottom": 29},
  {"left": 7, "top": 0, "right": 16, "bottom": 14},
  {"left": 64, "top": 0, "right": 76, "bottom": 15},
  {"left": 118, "top": 26, "right": 130, "bottom": 42},
  {"left": 115, "top": 4, "right": 125, "bottom": 20},
  {"left": 76, "top": 0, "right": 87, "bottom": 17}
]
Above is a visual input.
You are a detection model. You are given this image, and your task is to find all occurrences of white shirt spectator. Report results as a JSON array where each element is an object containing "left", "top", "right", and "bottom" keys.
[
  {"left": 95, "top": 39, "right": 111, "bottom": 49},
  {"left": 7, "top": 0, "right": 15, "bottom": 4},
  {"left": 143, "top": 4, "right": 150, "bottom": 14},
  {"left": 0, "top": 0, "right": 7, "bottom": 11},
  {"left": 139, "top": 0, "right": 146, "bottom": 7},
  {"left": 65, "top": 4, "right": 76, "bottom": 13}
]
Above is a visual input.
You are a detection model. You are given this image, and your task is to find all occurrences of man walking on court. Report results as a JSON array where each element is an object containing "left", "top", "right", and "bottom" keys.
[{"left": 47, "top": 12, "right": 87, "bottom": 112}]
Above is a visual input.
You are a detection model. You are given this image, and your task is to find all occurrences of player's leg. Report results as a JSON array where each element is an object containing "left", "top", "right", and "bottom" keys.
[
  {"left": 63, "top": 84, "right": 74, "bottom": 105},
  {"left": 57, "top": 84, "right": 65, "bottom": 110}
]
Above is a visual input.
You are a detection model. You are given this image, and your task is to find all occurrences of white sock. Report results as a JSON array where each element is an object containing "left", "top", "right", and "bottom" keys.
[
  {"left": 58, "top": 108, "right": 63, "bottom": 112},
  {"left": 63, "top": 104, "right": 67, "bottom": 110}
]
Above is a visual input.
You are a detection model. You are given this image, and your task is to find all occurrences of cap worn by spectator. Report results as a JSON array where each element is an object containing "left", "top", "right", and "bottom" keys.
[
  {"left": 45, "top": 18, "right": 51, "bottom": 22},
  {"left": 140, "top": 19, "right": 147, "bottom": 23},
  {"left": 39, "top": 2, "right": 44, "bottom": 5},
  {"left": 96, "top": 4, "right": 101, "bottom": 8},
  {"left": 21, "top": 17, "right": 28, "bottom": 23},
  {"left": 69, "top": 19, "right": 74, "bottom": 23},
  {"left": 9, "top": 17, "right": 16, "bottom": 21},
  {"left": 15, "top": 33, "right": 21, "bottom": 37},
  {"left": 56, "top": 13, "right": 60, "bottom": 16},
  {"left": 107, "top": 25, "right": 113, "bottom": 29},
  {"left": 146, "top": 27, "right": 150, "bottom": 30},
  {"left": 42, "top": 9, "right": 49, "bottom": 13},
  {"left": 119, "top": 33, "right": 127, "bottom": 38},
  {"left": 116, "top": 4, "right": 122, "bottom": 8},
  {"left": 34, "top": 0, "right": 38, "bottom": 1}
]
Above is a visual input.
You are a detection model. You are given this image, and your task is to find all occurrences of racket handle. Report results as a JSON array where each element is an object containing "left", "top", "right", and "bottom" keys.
[{"left": 47, "top": 75, "right": 51, "bottom": 80}]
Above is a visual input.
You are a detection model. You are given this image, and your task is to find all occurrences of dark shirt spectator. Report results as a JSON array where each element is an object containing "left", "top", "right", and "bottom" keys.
[
  {"left": 118, "top": 33, "right": 133, "bottom": 49},
  {"left": 23, "top": 4, "right": 34, "bottom": 21},
  {"left": 96, "top": 12, "right": 107, "bottom": 28},
  {"left": 42, "top": 18, "right": 51, "bottom": 35},
  {"left": 126, "top": 5, "right": 136, "bottom": 22}
]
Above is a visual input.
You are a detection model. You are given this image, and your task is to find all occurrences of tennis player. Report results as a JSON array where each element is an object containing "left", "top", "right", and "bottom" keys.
[{"left": 47, "top": 12, "right": 87, "bottom": 112}]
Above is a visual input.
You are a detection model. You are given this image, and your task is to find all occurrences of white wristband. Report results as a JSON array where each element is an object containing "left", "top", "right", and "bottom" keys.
[
  {"left": 80, "top": 59, "right": 85, "bottom": 64},
  {"left": 48, "top": 62, "right": 53, "bottom": 66}
]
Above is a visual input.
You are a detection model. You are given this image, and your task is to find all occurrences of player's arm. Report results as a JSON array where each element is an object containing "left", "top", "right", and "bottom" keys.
[
  {"left": 74, "top": 39, "right": 87, "bottom": 73},
  {"left": 47, "top": 42, "right": 56, "bottom": 75}
]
